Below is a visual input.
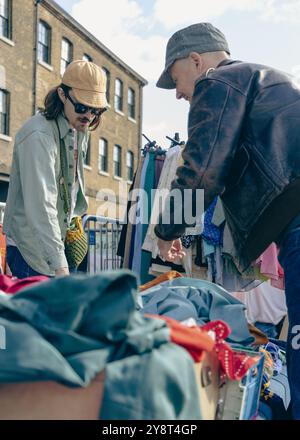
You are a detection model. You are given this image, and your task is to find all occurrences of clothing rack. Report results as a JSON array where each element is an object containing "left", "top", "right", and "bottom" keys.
[
  {"left": 166, "top": 132, "right": 185, "bottom": 148},
  {"left": 141, "top": 133, "right": 166, "bottom": 156},
  {"left": 141, "top": 132, "right": 185, "bottom": 157}
]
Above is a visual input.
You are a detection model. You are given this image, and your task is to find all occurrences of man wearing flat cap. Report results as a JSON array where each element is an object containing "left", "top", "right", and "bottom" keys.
[
  {"left": 4, "top": 60, "right": 107, "bottom": 278},
  {"left": 155, "top": 22, "right": 300, "bottom": 419}
]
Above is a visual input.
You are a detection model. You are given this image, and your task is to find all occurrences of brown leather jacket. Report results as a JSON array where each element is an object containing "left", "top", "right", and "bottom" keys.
[{"left": 155, "top": 60, "right": 300, "bottom": 271}]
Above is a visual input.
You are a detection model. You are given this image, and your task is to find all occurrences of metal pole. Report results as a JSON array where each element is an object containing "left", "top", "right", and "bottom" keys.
[{"left": 32, "top": 0, "right": 41, "bottom": 115}]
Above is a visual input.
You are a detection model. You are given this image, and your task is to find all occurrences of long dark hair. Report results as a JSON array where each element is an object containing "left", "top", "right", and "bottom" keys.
[{"left": 42, "top": 84, "right": 101, "bottom": 131}]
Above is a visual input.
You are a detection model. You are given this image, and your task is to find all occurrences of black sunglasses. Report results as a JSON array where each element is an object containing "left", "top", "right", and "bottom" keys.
[{"left": 66, "top": 92, "right": 107, "bottom": 116}]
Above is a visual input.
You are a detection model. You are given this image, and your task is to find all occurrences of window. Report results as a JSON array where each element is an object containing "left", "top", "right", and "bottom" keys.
[
  {"left": 114, "top": 78, "right": 123, "bottom": 112},
  {"left": 128, "top": 88, "right": 135, "bottom": 119},
  {"left": 99, "top": 138, "right": 108, "bottom": 173},
  {"left": 102, "top": 67, "right": 110, "bottom": 104},
  {"left": 126, "top": 151, "right": 134, "bottom": 182},
  {"left": 84, "top": 138, "right": 91, "bottom": 166},
  {"left": 0, "top": 89, "right": 9, "bottom": 135},
  {"left": 82, "top": 53, "right": 92, "bottom": 62},
  {"left": 0, "top": 0, "right": 11, "bottom": 39},
  {"left": 60, "top": 38, "right": 73, "bottom": 76},
  {"left": 38, "top": 21, "right": 51, "bottom": 64},
  {"left": 113, "top": 145, "right": 122, "bottom": 177}
]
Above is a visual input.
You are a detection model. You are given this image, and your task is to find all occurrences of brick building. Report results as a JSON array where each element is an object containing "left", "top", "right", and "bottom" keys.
[{"left": 0, "top": 0, "right": 147, "bottom": 216}]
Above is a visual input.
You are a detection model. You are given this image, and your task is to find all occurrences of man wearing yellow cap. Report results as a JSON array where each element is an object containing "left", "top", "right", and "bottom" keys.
[{"left": 3, "top": 60, "right": 107, "bottom": 278}]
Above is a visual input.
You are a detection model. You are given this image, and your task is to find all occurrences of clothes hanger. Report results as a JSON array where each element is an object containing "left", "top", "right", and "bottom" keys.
[{"left": 166, "top": 132, "right": 185, "bottom": 148}]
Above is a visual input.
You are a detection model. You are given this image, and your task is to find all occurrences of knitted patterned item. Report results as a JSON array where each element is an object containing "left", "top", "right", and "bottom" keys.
[
  {"left": 65, "top": 216, "right": 88, "bottom": 269},
  {"left": 55, "top": 120, "right": 88, "bottom": 269}
]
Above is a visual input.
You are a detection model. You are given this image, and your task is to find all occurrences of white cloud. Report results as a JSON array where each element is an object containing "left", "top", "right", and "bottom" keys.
[
  {"left": 73, "top": 0, "right": 144, "bottom": 32},
  {"left": 71, "top": 0, "right": 183, "bottom": 146},
  {"left": 72, "top": 0, "right": 166, "bottom": 81},
  {"left": 71, "top": 0, "right": 183, "bottom": 147},
  {"left": 142, "top": 120, "right": 169, "bottom": 146},
  {"left": 142, "top": 86, "right": 190, "bottom": 148},
  {"left": 261, "top": 0, "right": 300, "bottom": 23},
  {"left": 69, "top": 0, "right": 300, "bottom": 148},
  {"left": 153, "top": 0, "right": 300, "bottom": 29},
  {"left": 153, "top": 0, "right": 261, "bottom": 29},
  {"left": 71, "top": 0, "right": 300, "bottom": 84}
]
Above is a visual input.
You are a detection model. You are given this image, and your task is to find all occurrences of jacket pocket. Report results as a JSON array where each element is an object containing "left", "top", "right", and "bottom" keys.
[
  {"left": 226, "top": 144, "right": 250, "bottom": 190},
  {"left": 222, "top": 144, "right": 278, "bottom": 231}
]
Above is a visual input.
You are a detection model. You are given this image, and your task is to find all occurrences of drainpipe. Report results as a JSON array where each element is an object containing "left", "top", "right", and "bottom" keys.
[
  {"left": 32, "top": 0, "right": 41, "bottom": 115},
  {"left": 138, "top": 83, "right": 144, "bottom": 153}
]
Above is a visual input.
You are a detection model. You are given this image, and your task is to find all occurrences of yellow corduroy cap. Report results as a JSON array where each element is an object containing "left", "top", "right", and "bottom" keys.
[{"left": 62, "top": 60, "right": 108, "bottom": 108}]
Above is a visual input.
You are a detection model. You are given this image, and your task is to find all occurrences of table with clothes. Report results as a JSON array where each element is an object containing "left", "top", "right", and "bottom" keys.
[
  {"left": 0, "top": 271, "right": 202, "bottom": 420},
  {"left": 138, "top": 272, "right": 290, "bottom": 419},
  {"left": 0, "top": 269, "right": 290, "bottom": 420}
]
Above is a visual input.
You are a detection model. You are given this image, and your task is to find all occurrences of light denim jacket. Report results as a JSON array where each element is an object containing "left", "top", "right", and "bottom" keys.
[{"left": 3, "top": 112, "right": 88, "bottom": 276}]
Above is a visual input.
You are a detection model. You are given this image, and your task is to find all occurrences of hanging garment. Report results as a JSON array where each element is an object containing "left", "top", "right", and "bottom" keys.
[
  {"left": 143, "top": 146, "right": 191, "bottom": 279},
  {"left": 154, "top": 155, "right": 165, "bottom": 188},
  {"left": 200, "top": 198, "right": 264, "bottom": 291},
  {"left": 231, "top": 281, "right": 287, "bottom": 326},
  {"left": 116, "top": 173, "right": 136, "bottom": 261},
  {"left": 140, "top": 153, "right": 157, "bottom": 284},
  {"left": 0, "top": 225, "right": 6, "bottom": 274},
  {"left": 148, "top": 256, "right": 186, "bottom": 278},
  {"left": 119, "top": 156, "right": 145, "bottom": 268},
  {"left": 202, "top": 197, "right": 224, "bottom": 246},
  {"left": 119, "top": 151, "right": 166, "bottom": 276},
  {"left": 221, "top": 255, "right": 264, "bottom": 292},
  {"left": 130, "top": 153, "right": 150, "bottom": 275},
  {"left": 142, "top": 145, "right": 183, "bottom": 257},
  {"left": 181, "top": 234, "right": 196, "bottom": 249},
  {"left": 255, "top": 243, "right": 285, "bottom": 290}
]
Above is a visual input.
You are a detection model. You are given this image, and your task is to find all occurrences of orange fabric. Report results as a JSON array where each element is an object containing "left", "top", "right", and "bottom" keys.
[
  {"left": 140, "top": 270, "right": 183, "bottom": 292},
  {"left": 146, "top": 314, "right": 258, "bottom": 381},
  {"left": 0, "top": 225, "right": 6, "bottom": 273},
  {"left": 146, "top": 314, "right": 215, "bottom": 362},
  {"left": 248, "top": 323, "right": 269, "bottom": 345}
]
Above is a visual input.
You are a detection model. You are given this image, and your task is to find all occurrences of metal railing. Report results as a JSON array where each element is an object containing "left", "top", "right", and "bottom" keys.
[
  {"left": 82, "top": 215, "right": 123, "bottom": 274},
  {"left": 0, "top": 205, "right": 124, "bottom": 274}
]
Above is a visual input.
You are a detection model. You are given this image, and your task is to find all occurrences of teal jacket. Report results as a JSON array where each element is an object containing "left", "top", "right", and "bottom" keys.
[{"left": 3, "top": 113, "right": 88, "bottom": 275}]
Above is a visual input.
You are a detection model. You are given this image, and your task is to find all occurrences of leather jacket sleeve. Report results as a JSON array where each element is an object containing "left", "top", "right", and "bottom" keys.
[{"left": 155, "top": 78, "right": 247, "bottom": 241}]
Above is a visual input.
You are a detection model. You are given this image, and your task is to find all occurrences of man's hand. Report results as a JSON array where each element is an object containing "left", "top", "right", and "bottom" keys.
[
  {"left": 157, "top": 238, "right": 186, "bottom": 263},
  {"left": 55, "top": 267, "right": 70, "bottom": 277}
]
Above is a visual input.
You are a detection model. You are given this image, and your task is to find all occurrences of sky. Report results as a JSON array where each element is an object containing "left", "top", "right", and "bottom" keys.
[{"left": 55, "top": 0, "right": 300, "bottom": 149}]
